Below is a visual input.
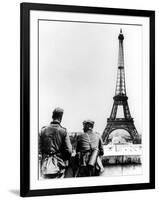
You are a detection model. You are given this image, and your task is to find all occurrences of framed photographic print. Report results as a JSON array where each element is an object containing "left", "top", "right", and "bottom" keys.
[{"left": 20, "top": 2, "right": 155, "bottom": 197}]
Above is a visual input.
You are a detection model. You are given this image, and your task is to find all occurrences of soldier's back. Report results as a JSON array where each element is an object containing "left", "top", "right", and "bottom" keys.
[
  {"left": 77, "top": 131, "right": 100, "bottom": 152},
  {"left": 40, "top": 123, "right": 67, "bottom": 155}
]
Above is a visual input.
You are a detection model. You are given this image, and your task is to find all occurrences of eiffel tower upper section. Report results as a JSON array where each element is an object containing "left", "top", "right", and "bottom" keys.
[
  {"left": 110, "top": 29, "right": 131, "bottom": 120},
  {"left": 115, "top": 29, "right": 127, "bottom": 97}
]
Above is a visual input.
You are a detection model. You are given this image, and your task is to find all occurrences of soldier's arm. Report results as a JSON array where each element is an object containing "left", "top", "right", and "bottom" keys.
[
  {"left": 76, "top": 136, "right": 80, "bottom": 153},
  {"left": 38, "top": 128, "right": 44, "bottom": 160},
  {"left": 38, "top": 133, "right": 41, "bottom": 155},
  {"left": 39, "top": 126, "right": 47, "bottom": 156},
  {"left": 98, "top": 136, "right": 104, "bottom": 156},
  {"left": 63, "top": 130, "right": 72, "bottom": 159}
]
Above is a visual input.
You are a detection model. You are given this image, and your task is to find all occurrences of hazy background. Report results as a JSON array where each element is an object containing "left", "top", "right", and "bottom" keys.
[{"left": 39, "top": 20, "right": 142, "bottom": 135}]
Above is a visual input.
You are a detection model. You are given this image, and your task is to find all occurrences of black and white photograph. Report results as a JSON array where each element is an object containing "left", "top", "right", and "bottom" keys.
[
  {"left": 38, "top": 24, "right": 142, "bottom": 179},
  {"left": 20, "top": 3, "right": 155, "bottom": 197}
]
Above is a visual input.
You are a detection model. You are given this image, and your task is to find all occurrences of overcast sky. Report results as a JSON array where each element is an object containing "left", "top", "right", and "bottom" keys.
[{"left": 39, "top": 20, "right": 142, "bottom": 135}]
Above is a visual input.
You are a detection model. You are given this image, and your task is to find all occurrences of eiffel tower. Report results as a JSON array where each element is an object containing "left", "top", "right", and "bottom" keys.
[{"left": 102, "top": 29, "right": 139, "bottom": 144}]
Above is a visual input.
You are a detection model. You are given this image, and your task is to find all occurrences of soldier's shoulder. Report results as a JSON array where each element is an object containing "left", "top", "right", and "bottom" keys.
[
  {"left": 59, "top": 124, "right": 67, "bottom": 132},
  {"left": 77, "top": 132, "right": 85, "bottom": 139},
  {"left": 40, "top": 125, "right": 50, "bottom": 134},
  {"left": 39, "top": 126, "right": 46, "bottom": 135},
  {"left": 93, "top": 131, "right": 102, "bottom": 138},
  {"left": 94, "top": 131, "right": 100, "bottom": 135}
]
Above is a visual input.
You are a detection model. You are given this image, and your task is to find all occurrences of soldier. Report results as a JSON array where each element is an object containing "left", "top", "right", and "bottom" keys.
[
  {"left": 39, "top": 107, "right": 72, "bottom": 178},
  {"left": 75, "top": 120, "right": 104, "bottom": 177}
]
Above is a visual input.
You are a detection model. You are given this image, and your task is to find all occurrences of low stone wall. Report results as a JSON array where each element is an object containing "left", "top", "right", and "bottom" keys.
[{"left": 102, "top": 155, "right": 141, "bottom": 166}]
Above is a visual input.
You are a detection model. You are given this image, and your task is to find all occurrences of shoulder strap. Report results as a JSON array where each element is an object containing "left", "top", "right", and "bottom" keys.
[{"left": 86, "top": 132, "right": 100, "bottom": 151}]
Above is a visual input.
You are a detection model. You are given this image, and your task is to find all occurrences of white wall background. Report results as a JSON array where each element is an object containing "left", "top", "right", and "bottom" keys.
[{"left": 0, "top": 0, "right": 158, "bottom": 199}]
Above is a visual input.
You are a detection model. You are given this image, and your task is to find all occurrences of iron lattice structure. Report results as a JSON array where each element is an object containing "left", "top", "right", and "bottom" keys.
[{"left": 102, "top": 30, "right": 139, "bottom": 144}]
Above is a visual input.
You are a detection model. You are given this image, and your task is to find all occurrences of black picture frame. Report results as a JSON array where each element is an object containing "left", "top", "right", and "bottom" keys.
[{"left": 20, "top": 2, "right": 155, "bottom": 197}]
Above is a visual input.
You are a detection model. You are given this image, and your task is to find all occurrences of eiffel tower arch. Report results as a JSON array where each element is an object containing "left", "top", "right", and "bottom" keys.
[
  {"left": 103, "top": 118, "right": 139, "bottom": 144},
  {"left": 102, "top": 29, "right": 139, "bottom": 144}
]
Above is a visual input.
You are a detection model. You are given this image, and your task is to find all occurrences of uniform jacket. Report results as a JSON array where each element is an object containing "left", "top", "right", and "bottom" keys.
[
  {"left": 76, "top": 130, "right": 104, "bottom": 156},
  {"left": 39, "top": 120, "right": 72, "bottom": 159},
  {"left": 75, "top": 130, "right": 104, "bottom": 177},
  {"left": 39, "top": 120, "right": 72, "bottom": 177}
]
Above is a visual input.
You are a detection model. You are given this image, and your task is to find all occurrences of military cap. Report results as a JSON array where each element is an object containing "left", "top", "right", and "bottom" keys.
[
  {"left": 83, "top": 119, "right": 94, "bottom": 126},
  {"left": 52, "top": 107, "right": 64, "bottom": 119},
  {"left": 53, "top": 107, "right": 64, "bottom": 114}
]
